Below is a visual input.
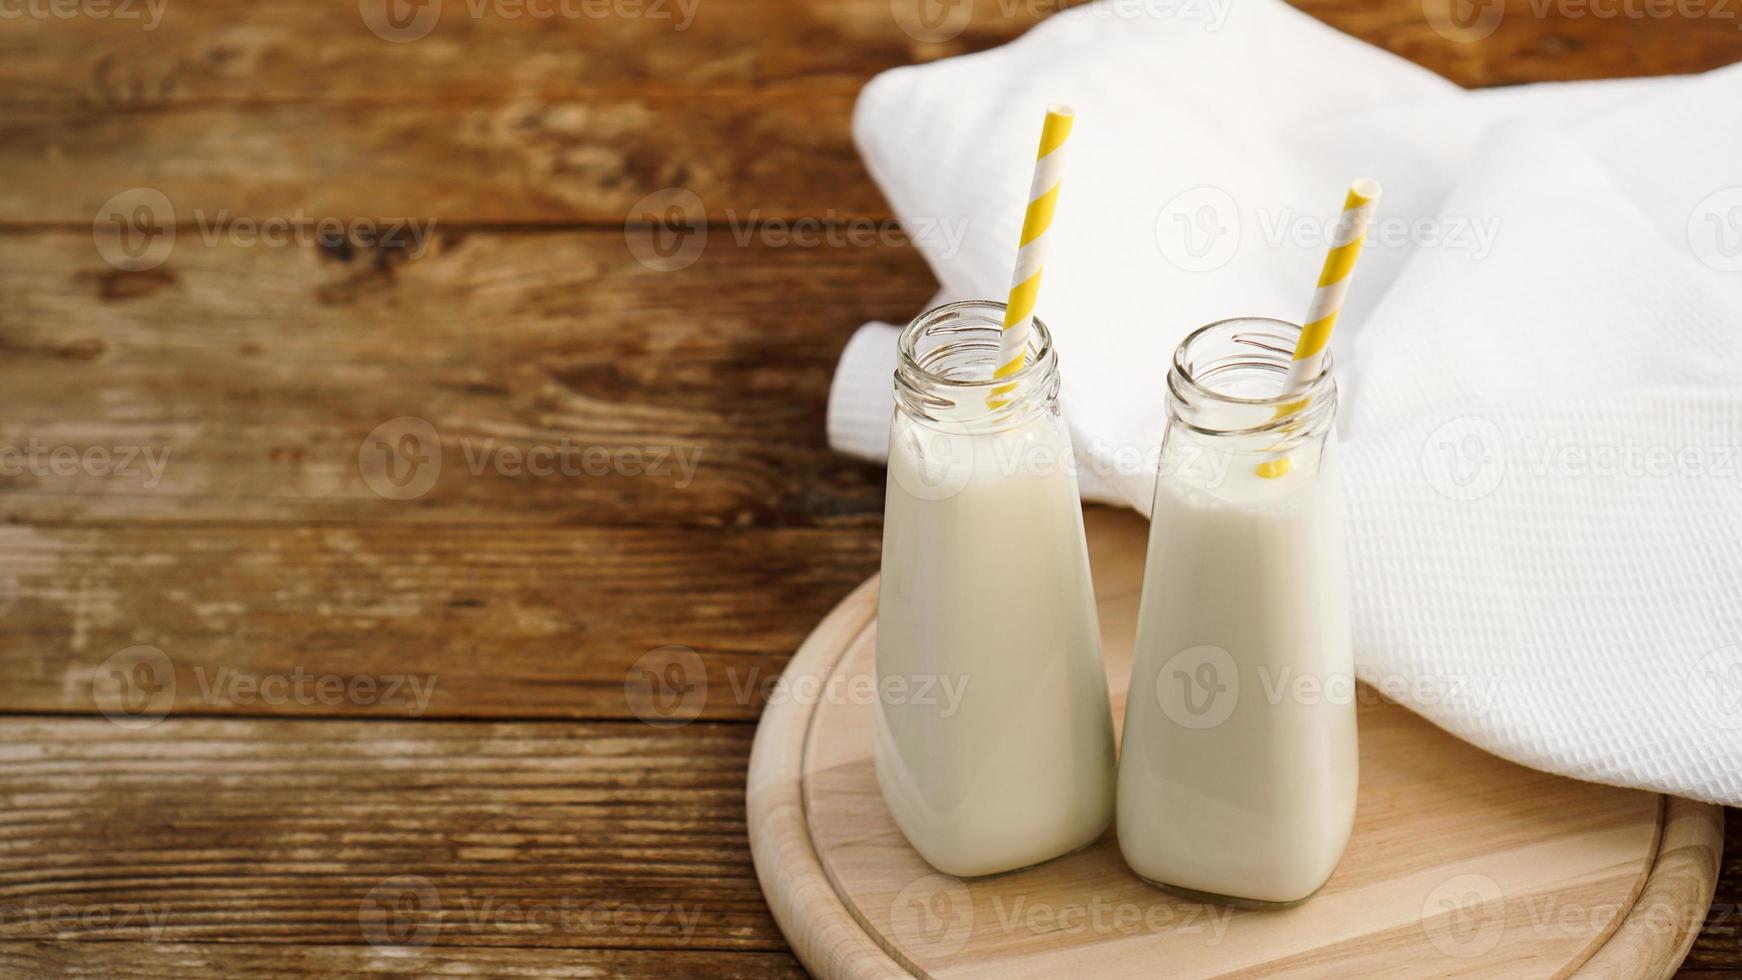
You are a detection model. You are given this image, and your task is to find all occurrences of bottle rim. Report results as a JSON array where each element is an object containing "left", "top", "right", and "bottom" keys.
[
  {"left": 1168, "top": 316, "right": 1337, "bottom": 439},
  {"left": 896, "top": 299, "right": 1056, "bottom": 391}
]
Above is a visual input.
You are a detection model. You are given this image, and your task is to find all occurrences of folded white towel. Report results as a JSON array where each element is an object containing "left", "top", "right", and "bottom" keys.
[{"left": 828, "top": 0, "right": 1742, "bottom": 804}]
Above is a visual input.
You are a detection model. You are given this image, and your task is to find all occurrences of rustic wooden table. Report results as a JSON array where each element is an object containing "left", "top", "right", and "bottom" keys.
[{"left": 0, "top": 1, "right": 1737, "bottom": 976}]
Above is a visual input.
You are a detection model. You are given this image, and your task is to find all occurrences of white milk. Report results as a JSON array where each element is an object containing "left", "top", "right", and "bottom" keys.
[
  {"left": 875, "top": 303, "right": 1116, "bottom": 878},
  {"left": 1117, "top": 318, "right": 1357, "bottom": 906}
]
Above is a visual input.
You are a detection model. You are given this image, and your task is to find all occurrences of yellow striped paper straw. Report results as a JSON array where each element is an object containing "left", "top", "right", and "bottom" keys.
[
  {"left": 1256, "top": 178, "right": 1381, "bottom": 479},
  {"left": 991, "top": 104, "right": 1074, "bottom": 404}
]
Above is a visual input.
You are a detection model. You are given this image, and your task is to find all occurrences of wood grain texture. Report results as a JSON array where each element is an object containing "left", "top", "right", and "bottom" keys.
[
  {"left": 4, "top": 0, "right": 1742, "bottom": 975},
  {"left": 0, "top": 718, "right": 782, "bottom": 949},
  {"left": 757, "top": 509, "right": 1713, "bottom": 979},
  {"left": 748, "top": 577, "right": 910, "bottom": 979},
  {"left": 0, "top": 943, "right": 806, "bottom": 979},
  {"left": 0, "top": 231, "right": 931, "bottom": 527},
  {"left": 1578, "top": 799, "right": 1723, "bottom": 979},
  {"left": 0, "top": 0, "right": 1040, "bottom": 104},
  {"left": 6, "top": 0, "right": 1739, "bottom": 107},
  {"left": 0, "top": 97, "right": 890, "bottom": 224},
  {"left": 0, "top": 525, "right": 877, "bottom": 720},
  {"left": 4, "top": 0, "right": 1741, "bottom": 225},
  {"left": 1682, "top": 806, "right": 1742, "bottom": 975}
]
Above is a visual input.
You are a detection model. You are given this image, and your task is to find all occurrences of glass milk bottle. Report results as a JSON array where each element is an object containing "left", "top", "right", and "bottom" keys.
[
  {"left": 875, "top": 300, "right": 1117, "bottom": 878},
  {"left": 1117, "top": 317, "right": 1357, "bottom": 906}
]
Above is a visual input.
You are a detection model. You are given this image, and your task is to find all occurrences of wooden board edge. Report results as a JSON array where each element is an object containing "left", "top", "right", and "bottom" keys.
[
  {"left": 1571, "top": 796, "right": 1724, "bottom": 980},
  {"left": 748, "top": 574, "right": 912, "bottom": 980},
  {"left": 750, "top": 572, "right": 1720, "bottom": 980}
]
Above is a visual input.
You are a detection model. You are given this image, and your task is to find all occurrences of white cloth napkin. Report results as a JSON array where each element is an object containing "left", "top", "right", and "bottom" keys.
[{"left": 828, "top": 0, "right": 1742, "bottom": 805}]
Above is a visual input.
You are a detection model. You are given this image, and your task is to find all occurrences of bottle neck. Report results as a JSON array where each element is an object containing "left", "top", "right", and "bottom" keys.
[
  {"left": 894, "top": 300, "right": 1061, "bottom": 432},
  {"left": 1160, "top": 317, "right": 1338, "bottom": 493}
]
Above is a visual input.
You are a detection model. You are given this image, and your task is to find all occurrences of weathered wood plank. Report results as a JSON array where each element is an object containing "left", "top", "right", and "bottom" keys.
[
  {"left": 0, "top": 95, "right": 888, "bottom": 224},
  {"left": 5, "top": 0, "right": 1740, "bottom": 111},
  {"left": 1684, "top": 806, "right": 1742, "bottom": 973},
  {"left": 0, "top": 524, "right": 878, "bottom": 719},
  {"left": 0, "top": 943, "right": 807, "bottom": 979},
  {"left": 0, "top": 231, "right": 928, "bottom": 527},
  {"left": 0, "top": 0, "right": 1034, "bottom": 105},
  {"left": 0, "top": 719, "right": 784, "bottom": 949},
  {"left": 5, "top": 1, "right": 1741, "bottom": 224}
]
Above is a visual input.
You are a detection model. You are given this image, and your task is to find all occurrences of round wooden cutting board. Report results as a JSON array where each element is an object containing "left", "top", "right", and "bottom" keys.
[{"left": 747, "top": 508, "right": 1724, "bottom": 979}]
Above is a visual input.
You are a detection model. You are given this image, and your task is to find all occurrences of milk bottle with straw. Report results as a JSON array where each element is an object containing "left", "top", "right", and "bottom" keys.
[
  {"left": 1118, "top": 181, "right": 1380, "bottom": 905},
  {"left": 875, "top": 106, "right": 1117, "bottom": 878}
]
